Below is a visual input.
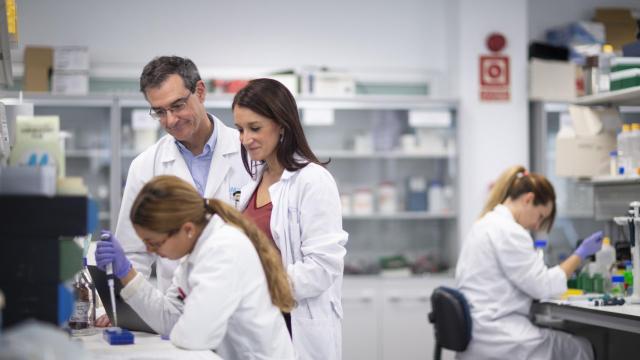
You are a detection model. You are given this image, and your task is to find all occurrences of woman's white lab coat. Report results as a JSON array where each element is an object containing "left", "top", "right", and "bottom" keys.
[
  {"left": 120, "top": 215, "right": 295, "bottom": 360},
  {"left": 455, "top": 204, "right": 593, "bottom": 360},
  {"left": 116, "top": 115, "right": 250, "bottom": 292},
  {"left": 238, "top": 162, "right": 348, "bottom": 360}
]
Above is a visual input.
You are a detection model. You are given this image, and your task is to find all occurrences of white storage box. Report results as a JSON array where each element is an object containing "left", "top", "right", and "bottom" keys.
[
  {"left": 52, "top": 71, "right": 89, "bottom": 95},
  {"left": 54, "top": 46, "right": 89, "bottom": 71},
  {"left": 529, "top": 58, "right": 577, "bottom": 102}
]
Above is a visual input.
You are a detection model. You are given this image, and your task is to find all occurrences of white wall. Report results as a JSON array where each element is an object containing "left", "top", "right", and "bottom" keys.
[
  {"left": 457, "top": 0, "right": 529, "bottom": 247},
  {"left": 14, "top": 0, "right": 455, "bottom": 86},
  {"left": 528, "top": 0, "right": 639, "bottom": 42}
]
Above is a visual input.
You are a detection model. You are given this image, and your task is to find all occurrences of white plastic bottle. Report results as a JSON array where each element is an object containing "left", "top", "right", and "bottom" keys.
[
  {"left": 630, "top": 123, "right": 640, "bottom": 176},
  {"left": 595, "top": 237, "right": 616, "bottom": 291},
  {"left": 617, "top": 124, "right": 631, "bottom": 175},
  {"left": 598, "top": 44, "right": 614, "bottom": 93}
]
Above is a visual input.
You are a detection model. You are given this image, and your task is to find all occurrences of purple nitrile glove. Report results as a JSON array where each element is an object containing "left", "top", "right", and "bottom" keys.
[
  {"left": 95, "top": 230, "right": 132, "bottom": 279},
  {"left": 574, "top": 230, "right": 604, "bottom": 260}
]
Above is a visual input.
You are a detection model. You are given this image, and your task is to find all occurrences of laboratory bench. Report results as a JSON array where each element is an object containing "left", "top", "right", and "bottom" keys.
[
  {"left": 75, "top": 330, "right": 221, "bottom": 360},
  {"left": 531, "top": 299, "right": 640, "bottom": 358}
]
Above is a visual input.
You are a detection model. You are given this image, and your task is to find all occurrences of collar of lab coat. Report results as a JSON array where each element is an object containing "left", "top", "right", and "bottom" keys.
[
  {"left": 159, "top": 114, "right": 238, "bottom": 163},
  {"left": 185, "top": 215, "right": 224, "bottom": 266},
  {"left": 237, "top": 155, "right": 309, "bottom": 210},
  {"left": 493, "top": 204, "right": 515, "bottom": 222}
]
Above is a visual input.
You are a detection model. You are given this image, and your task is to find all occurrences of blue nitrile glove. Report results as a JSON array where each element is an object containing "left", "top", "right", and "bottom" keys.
[
  {"left": 95, "top": 230, "right": 132, "bottom": 279},
  {"left": 574, "top": 230, "right": 604, "bottom": 260}
]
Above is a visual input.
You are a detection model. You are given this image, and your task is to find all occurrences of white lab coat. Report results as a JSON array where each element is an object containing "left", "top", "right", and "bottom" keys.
[
  {"left": 238, "top": 162, "right": 348, "bottom": 360},
  {"left": 116, "top": 115, "right": 250, "bottom": 292},
  {"left": 120, "top": 215, "right": 295, "bottom": 360},
  {"left": 455, "top": 204, "right": 593, "bottom": 360}
]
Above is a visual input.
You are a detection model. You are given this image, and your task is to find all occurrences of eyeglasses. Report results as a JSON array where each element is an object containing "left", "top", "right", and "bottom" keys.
[
  {"left": 143, "top": 230, "right": 176, "bottom": 251},
  {"left": 149, "top": 92, "right": 192, "bottom": 120}
]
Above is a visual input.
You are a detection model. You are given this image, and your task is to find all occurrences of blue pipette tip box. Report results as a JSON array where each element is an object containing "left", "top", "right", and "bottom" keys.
[{"left": 103, "top": 328, "right": 134, "bottom": 345}]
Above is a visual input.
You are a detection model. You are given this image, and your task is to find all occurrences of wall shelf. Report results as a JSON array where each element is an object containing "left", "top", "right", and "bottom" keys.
[
  {"left": 574, "top": 86, "right": 640, "bottom": 107},
  {"left": 343, "top": 212, "right": 455, "bottom": 220}
]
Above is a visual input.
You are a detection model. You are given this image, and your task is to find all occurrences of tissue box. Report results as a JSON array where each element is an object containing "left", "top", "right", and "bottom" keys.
[{"left": 555, "top": 133, "right": 616, "bottom": 177}]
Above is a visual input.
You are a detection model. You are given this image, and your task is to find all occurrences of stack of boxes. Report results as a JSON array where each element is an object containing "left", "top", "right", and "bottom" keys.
[
  {"left": 609, "top": 57, "right": 640, "bottom": 91},
  {"left": 52, "top": 46, "right": 89, "bottom": 95}
]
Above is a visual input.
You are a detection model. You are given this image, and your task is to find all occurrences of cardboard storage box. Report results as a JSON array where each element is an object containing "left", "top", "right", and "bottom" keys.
[
  {"left": 594, "top": 8, "right": 637, "bottom": 51},
  {"left": 555, "top": 132, "right": 616, "bottom": 177},
  {"left": 24, "top": 46, "right": 53, "bottom": 92}
]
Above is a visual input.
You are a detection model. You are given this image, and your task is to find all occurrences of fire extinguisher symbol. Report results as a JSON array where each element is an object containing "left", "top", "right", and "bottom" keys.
[{"left": 480, "top": 56, "right": 509, "bottom": 86}]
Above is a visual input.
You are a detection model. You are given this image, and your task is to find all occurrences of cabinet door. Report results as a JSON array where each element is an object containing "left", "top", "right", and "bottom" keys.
[
  {"left": 381, "top": 286, "right": 432, "bottom": 360},
  {"left": 342, "top": 279, "right": 379, "bottom": 360},
  {"left": 380, "top": 278, "right": 455, "bottom": 360}
]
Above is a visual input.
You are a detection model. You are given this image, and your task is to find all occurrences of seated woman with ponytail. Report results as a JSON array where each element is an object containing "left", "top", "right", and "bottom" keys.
[
  {"left": 94, "top": 175, "right": 295, "bottom": 359},
  {"left": 455, "top": 165, "right": 602, "bottom": 360}
]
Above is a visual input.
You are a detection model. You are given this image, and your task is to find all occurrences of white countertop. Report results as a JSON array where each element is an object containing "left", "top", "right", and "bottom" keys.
[{"left": 74, "top": 330, "right": 221, "bottom": 360}]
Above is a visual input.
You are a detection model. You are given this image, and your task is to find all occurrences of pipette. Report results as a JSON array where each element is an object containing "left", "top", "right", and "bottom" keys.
[{"left": 101, "top": 233, "right": 118, "bottom": 327}]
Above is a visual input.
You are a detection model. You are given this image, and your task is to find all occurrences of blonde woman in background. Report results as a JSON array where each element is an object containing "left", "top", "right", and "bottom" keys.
[
  {"left": 456, "top": 165, "right": 602, "bottom": 360},
  {"left": 95, "top": 175, "right": 295, "bottom": 360}
]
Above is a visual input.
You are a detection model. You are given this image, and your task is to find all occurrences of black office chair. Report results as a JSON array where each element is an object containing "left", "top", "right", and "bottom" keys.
[{"left": 428, "top": 286, "right": 472, "bottom": 360}]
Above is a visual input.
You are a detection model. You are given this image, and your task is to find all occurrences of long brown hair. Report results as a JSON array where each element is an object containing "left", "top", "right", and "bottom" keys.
[
  {"left": 130, "top": 175, "right": 295, "bottom": 312},
  {"left": 480, "top": 165, "right": 557, "bottom": 231},
  {"left": 232, "top": 78, "right": 328, "bottom": 178}
]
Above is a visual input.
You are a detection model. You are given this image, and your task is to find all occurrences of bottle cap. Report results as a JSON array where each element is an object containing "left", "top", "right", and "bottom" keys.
[
  {"left": 603, "top": 237, "right": 610, "bottom": 246},
  {"left": 603, "top": 44, "right": 614, "bottom": 53},
  {"left": 612, "top": 275, "right": 624, "bottom": 283},
  {"left": 534, "top": 239, "right": 547, "bottom": 249}
]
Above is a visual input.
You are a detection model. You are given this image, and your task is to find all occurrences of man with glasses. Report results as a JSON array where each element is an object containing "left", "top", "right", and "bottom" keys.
[{"left": 98, "top": 57, "right": 250, "bottom": 327}]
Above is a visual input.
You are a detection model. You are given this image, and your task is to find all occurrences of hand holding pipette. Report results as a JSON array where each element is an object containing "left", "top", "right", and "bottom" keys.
[{"left": 95, "top": 230, "right": 132, "bottom": 327}]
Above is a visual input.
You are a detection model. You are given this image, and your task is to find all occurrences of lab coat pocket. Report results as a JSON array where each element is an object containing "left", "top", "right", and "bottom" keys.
[{"left": 293, "top": 315, "right": 337, "bottom": 360}]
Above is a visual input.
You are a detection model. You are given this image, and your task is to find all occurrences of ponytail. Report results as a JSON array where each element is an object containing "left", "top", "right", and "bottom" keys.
[
  {"left": 479, "top": 165, "right": 556, "bottom": 231},
  {"left": 205, "top": 198, "right": 296, "bottom": 312},
  {"left": 131, "top": 175, "right": 295, "bottom": 312}
]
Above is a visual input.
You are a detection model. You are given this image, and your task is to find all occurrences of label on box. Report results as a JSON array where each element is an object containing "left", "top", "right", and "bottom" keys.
[
  {"left": 52, "top": 72, "right": 89, "bottom": 95},
  {"left": 54, "top": 46, "right": 89, "bottom": 71}
]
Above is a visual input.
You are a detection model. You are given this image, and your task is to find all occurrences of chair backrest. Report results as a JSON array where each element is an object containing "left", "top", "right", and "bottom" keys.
[{"left": 428, "top": 286, "right": 472, "bottom": 352}]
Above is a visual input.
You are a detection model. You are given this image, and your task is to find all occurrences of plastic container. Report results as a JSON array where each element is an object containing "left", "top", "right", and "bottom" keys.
[
  {"left": 406, "top": 176, "right": 427, "bottom": 211},
  {"left": 631, "top": 123, "right": 640, "bottom": 175},
  {"left": 609, "top": 150, "right": 618, "bottom": 176},
  {"left": 592, "top": 273, "right": 604, "bottom": 293},
  {"left": 534, "top": 239, "right": 547, "bottom": 263},
  {"left": 427, "top": 181, "right": 445, "bottom": 213},
  {"left": 617, "top": 124, "right": 631, "bottom": 175},
  {"left": 611, "top": 275, "right": 625, "bottom": 296},
  {"left": 103, "top": 328, "right": 135, "bottom": 345},
  {"left": 353, "top": 188, "right": 374, "bottom": 215},
  {"left": 624, "top": 260, "right": 634, "bottom": 296},
  {"left": 598, "top": 44, "right": 615, "bottom": 93},
  {"left": 377, "top": 182, "right": 397, "bottom": 214},
  {"left": 595, "top": 236, "right": 616, "bottom": 290}
]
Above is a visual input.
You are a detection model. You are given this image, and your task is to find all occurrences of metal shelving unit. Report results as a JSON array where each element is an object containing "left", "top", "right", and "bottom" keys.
[{"left": 1, "top": 91, "right": 460, "bottom": 272}]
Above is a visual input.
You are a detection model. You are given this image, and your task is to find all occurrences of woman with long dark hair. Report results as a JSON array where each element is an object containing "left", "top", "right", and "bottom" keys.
[{"left": 233, "top": 78, "right": 348, "bottom": 360}]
